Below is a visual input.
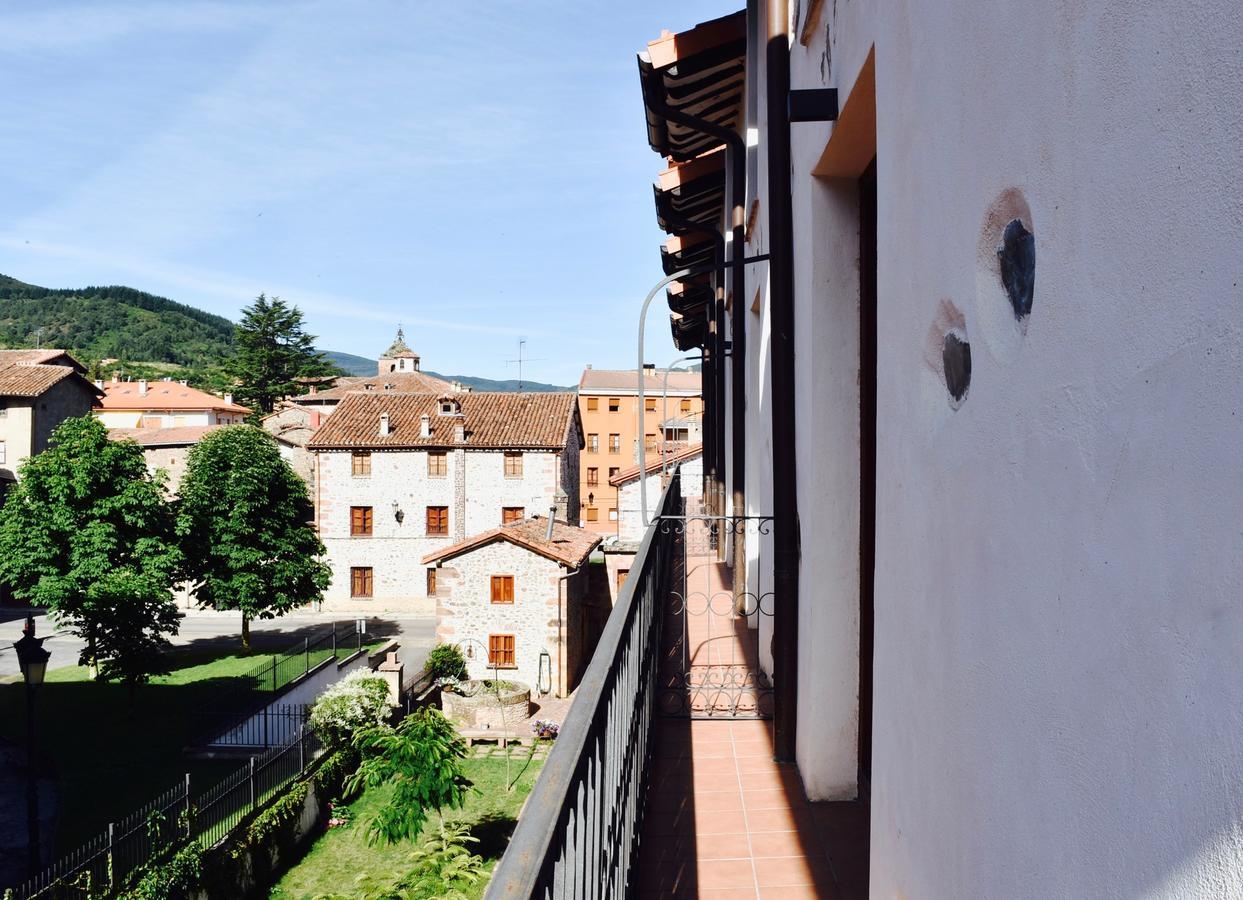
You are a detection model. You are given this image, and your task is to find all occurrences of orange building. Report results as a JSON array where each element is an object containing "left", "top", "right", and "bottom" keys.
[{"left": 576, "top": 366, "right": 701, "bottom": 535}]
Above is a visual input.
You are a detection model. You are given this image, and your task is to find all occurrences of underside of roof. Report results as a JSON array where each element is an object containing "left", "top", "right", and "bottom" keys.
[{"left": 639, "top": 12, "right": 743, "bottom": 352}]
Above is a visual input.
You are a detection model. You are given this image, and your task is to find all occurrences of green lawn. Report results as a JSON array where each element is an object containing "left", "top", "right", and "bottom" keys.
[
  {"left": 271, "top": 751, "right": 546, "bottom": 900},
  {"left": 0, "top": 643, "right": 360, "bottom": 852}
]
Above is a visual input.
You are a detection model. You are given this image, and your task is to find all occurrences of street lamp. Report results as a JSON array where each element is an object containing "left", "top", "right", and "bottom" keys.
[{"left": 14, "top": 615, "right": 50, "bottom": 877}]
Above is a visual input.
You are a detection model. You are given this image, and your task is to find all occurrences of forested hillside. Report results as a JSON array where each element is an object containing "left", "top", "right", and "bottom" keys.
[{"left": 0, "top": 275, "right": 234, "bottom": 367}]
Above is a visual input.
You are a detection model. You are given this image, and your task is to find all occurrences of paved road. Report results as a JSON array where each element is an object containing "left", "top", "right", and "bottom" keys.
[{"left": 0, "top": 608, "right": 436, "bottom": 679}]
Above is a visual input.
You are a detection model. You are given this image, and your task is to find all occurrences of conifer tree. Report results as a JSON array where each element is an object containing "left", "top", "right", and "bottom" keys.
[{"left": 227, "top": 293, "right": 335, "bottom": 413}]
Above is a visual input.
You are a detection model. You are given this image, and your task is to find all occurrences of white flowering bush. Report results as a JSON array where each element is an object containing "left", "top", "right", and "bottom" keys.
[{"left": 310, "top": 669, "right": 392, "bottom": 747}]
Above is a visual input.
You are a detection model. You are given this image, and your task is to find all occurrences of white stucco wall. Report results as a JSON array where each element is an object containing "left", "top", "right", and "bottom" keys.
[
  {"left": 751, "top": 0, "right": 1243, "bottom": 896},
  {"left": 615, "top": 455, "right": 703, "bottom": 544},
  {"left": 463, "top": 450, "right": 562, "bottom": 533}
]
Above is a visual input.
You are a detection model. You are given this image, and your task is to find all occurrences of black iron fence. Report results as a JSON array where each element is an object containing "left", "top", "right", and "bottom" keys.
[
  {"left": 484, "top": 471, "right": 684, "bottom": 898},
  {"left": 205, "top": 702, "right": 310, "bottom": 749},
  {"left": 9, "top": 725, "right": 323, "bottom": 899},
  {"left": 192, "top": 621, "right": 361, "bottom": 745}
]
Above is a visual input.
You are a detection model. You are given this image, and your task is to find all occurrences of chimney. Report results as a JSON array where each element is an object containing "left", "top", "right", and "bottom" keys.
[
  {"left": 111, "top": 372, "right": 120, "bottom": 385},
  {"left": 224, "top": 393, "right": 234, "bottom": 406},
  {"left": 138, "top": 379, "right": 148, "bottom": 396},
  {"left": 93, "top": 379, "right": 103, "bottom": 390},
  {"left": 179, "top": 379, "right": 187, "bottom": 386},
  {"left": 420, "top": 414, "right": 431, "bottom": 438},
  {"left": 379, "top": 412, "right": 391, "bottom": 437},
  {"left": 453, "top": 423, "right": 465, "bottom": 443},
  {"left": 310, "top": 411, "right": 321, "bottom": 428},
  {"left": 545, "top": 506, "right": 556, "bottom": 541}
]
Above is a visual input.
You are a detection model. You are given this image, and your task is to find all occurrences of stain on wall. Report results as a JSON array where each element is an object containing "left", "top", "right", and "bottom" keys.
[
  {"left": 998, "top": 219, "right": 1036, "bottom": 319},
  {"left": 942, "top": 333, "right": 972, "bottom": 405},
  {"left": 925, "top": 298, "right": 971, "bottom": 409}
]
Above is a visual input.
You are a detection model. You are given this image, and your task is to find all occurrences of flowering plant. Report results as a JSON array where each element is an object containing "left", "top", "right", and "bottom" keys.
[
  {"left": 531, "top": 719, "right": 560, "bottom": 740},
  {"left": 309, "top": 669, "right": 392, "bottom": 747}
]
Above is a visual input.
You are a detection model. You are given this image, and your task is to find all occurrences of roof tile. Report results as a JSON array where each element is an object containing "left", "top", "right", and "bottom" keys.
[{"left": 422, "top": 517, "right": 600, "bottom": 568}]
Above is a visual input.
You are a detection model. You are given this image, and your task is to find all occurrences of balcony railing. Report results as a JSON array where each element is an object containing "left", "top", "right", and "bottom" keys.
[{"left": 485, "top": 470, "right": 684, "bottom": 898}]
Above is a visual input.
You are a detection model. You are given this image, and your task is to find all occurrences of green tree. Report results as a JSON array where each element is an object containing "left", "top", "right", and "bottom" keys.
[
  {"left": 348, "top": 708, "right": 473, "bottom": 845},
  {"left": 0, "top": 417, "right": 181, "bottom": 687},
  {"left": 227, "top": 293, "right": 335, "bottom": 414},
  {"left": 177, "top": 425, "right": 329, "bottom": 650}
]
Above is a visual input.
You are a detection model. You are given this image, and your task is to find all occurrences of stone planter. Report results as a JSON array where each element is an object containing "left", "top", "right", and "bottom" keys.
[{"left": 442, "top": 680, "right": 531, "bottom": 730}]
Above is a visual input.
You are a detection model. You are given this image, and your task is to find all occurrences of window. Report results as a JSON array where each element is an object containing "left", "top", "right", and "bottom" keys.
[
  {"left": 586, "top": 507, "right": 599, "bottom": 522},
  {"left": 608, "top": 398, "right": 620, "bottom": 412},
  {"left": 586, "top": 467, "right": 598, "bottom": 486},
  {"left": 587, "top": 433, "right": 599, "bottom": 453},
  {"left": 644, "top": 434, "right": 657, "bottom": 452},
  {"left": 608, "top": 507, "right": 618, "bottom": 521},
  {"left": 608, "top": 434, "right": 621, "bottom": 454},
  {"left": 426, "top": 567, "right": 436, "bottom": 597},
  {"left": 427, "top": 451, "right": 447, "bottom": 476},
  {"left": 350, "top": 506, "right": 373, "bottom": 536},
  {"left": 502, "top": 507, "right": 524, "bottom": 524},
  {"left": 490, "top": 575, "right": 515, "bottom": 604},
  {"left": 352, "top": 452, "right": 371, "bottom": 476},
  {"left": 586, "top": 397, "right": 598, "bottom": 412},
  {"left": 608, "top": 467, "right": 619, "bottom": 480},
  {"left": 617, "top": 568, "right": 629, "bottom": 590},
  {"left": 426, "top": 506, "right": 449, "bottom": 535},
  {"left": 504, "top": 452, "right": 523, "bottom": 477},
  {"left": 645, "top": 398, "right": 656, "bottom": 413},
  {"left": 0, "top": 440, "right": 7, "bottom": 464},
  {"left": 350, "top": 567, "right": 373, "bottom": 598},
  {"left": 489, "top": 634, "right": 516, "bottom": 668},
  {"left": 680, "top": 399, "right": 692, "bottom": 414}
]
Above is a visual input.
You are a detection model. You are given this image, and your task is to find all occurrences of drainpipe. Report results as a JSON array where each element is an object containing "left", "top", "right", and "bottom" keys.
[
  {"left": 555, "top": 559, "right": 585, "bottom": 697},
  {"left": 767, "top": 0, "right": 799, "bottom": 763},
  {"left": 643, "top": 88, "right": 747, "bottom": 537}
]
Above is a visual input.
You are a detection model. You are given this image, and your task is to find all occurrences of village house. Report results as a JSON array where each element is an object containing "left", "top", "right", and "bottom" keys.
[
  {"left": 106, "top": 424, "right": 226, "bottom": 492},
  {"left": 423, "top": 516, "right": 600, "bottom": 697},
  {"left": 293, "top": 329, "right": 456, "bottom": 416},
  {"left": 260, "top": 403, "right": 322, "bottom": 488},
  {"left": 576, "top": 366, "right": 701, "bottom": 534},
  {"left": 307, "top": 390, "right": 582, "bottom": 613},
  {"left": 94, "top": 375, "right": 249, "bottom": 429},
  {"left": 0, "top": 350, "right": 102, "bottom": 484}
]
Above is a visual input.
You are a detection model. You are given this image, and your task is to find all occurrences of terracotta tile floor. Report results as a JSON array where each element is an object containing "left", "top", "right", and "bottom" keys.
[{"left": 635, "top": 717, "right": 869, "bottom": 899}]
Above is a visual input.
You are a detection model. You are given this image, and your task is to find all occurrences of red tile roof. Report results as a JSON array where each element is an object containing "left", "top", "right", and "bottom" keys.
[
  {"left": 294, "top": 371, "right": 454, "bottom": 402},
  {"left": 610, "top": 443, "right": 703, "bottom": 486},
  {"left": 578, "top": 368, "right": 700, "bottom": 394},
  {"left": 422, "top": 517, "right": 600, "bottom": 568},
  {"left": 0, "top": 349, "right": 86, "bottom": 372},
  {"left": 108, "top": 424, "right": 227, "bottom": 447},
  {"left": 99, "top": 381, "right": 250, "bottom": 414},
  {"left": 0, "top": 363, "right": 100, "bottom": 398},
  {"left": 307, "top": 392, "right": 580, "bottom": 450}
]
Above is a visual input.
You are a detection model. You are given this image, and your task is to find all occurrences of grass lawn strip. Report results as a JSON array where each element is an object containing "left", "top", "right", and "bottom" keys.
[{"left": 271, "top": 751, "right": 546, "bottom": 899}]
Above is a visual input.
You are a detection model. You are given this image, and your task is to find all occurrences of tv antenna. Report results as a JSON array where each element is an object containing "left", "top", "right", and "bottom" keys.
[{"left": 505, "top": 338, "right": 546, "bottom": 391}]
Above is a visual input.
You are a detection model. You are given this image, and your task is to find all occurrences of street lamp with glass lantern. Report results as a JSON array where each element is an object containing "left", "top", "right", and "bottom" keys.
[{"left": 14, "top": 615, "right": 50, "bottom": 877}]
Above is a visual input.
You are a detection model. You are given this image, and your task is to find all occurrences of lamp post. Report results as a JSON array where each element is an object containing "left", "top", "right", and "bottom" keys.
[{"left": 14, "top": 615, "right": 50, "bottom": 877}]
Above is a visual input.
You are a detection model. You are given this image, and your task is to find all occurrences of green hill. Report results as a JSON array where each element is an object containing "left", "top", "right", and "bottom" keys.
[{"left": 0, "top": 274, "right": 234, "bottom": 367}]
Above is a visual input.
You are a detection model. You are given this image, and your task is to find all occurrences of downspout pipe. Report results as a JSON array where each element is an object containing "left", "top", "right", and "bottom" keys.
[
  {"left": 767, "top": 0, "right": 800, "bottom": 763},
  {"left": 643, "top": 87, "right": 747, "bottom": 537},
  {"left": 638, "top": 262, "right": 717, "bottom": 527}
]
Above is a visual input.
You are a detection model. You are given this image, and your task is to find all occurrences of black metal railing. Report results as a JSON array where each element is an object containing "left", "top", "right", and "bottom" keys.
[
  {"left": 204, "top": 702, "right": 311, "bottom": 749},
  {"left": 191, "top": 621, "right": 361, "bottom": 745},
  {"left": 9, "top": 726, "right": 323, "bottom": 899},
  {"left": 485, "top": 471, "right": 683, "bottom": 898}
]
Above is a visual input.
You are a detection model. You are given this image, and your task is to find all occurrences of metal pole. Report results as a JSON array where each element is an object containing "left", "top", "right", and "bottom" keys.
[
  {"left": 106, "top": 822, "right": 115, "bottom": 890},
  {"left": 25, "top": 682, "right": 39, "bottom": 878},
  {"left": 304, "top": 637, "right": 310, "bottom": 674},
  {"left": 638, "top": 262, "right": 716, "bottom": 527},
  {"left": 248, "top": 757, "right": 257, "bottom": 810},
  {"left": 184, "top": 773, "right": 192, "bottom": 839},
  {"left": 299, "top": 726, "right": 306, "bottom": 772}
]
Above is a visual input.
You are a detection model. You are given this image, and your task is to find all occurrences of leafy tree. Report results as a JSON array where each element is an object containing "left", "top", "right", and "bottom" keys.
[
  {"left": 227, "top": 293, "right": 335, "bottom": 414},
  {"left": 0, "top": 417, "right": 181, "bottom": 688},
  {"left": 310, "top": 670, "right": 393, "bottom": 748},
  {"left": 425, "top": 643, "right": 468, "bottom": 683},
  {"left": 177, "top": 425, "right": 329, "bottom": 650},
  {"left": 348, "top": 708, "right": 473, "bottom": 845}
]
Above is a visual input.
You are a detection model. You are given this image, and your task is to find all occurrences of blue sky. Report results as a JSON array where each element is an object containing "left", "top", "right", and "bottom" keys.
[{"left": 0, "top": 0, "right": 737, "bottom": 385}]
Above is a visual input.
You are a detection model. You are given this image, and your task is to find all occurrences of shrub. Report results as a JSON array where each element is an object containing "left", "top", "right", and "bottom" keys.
[
  {"left": 426, "top": 643, "right": 468, "bottom": 682},
  {"left": 310, "top": 670, "right": 392, "bottom": 747}
]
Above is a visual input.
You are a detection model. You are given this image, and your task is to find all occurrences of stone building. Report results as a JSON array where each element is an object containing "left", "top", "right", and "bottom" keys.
[
  {"left": 107, "top": 424, "right": 225, "bottom": 492},
  {"left": 293, "top": 328, "right": 456, "bottom": 416},
  {"left": 423, "top": 517, "right": 600, "bottom": 697},
  {"left": 307, "top": 391, "right": 582, "bottom": 612},
  {"left": 260, "top": 403, "right": 323, "bottom": 488},
  {"left": 0, "top": 352, "right": 102, "bottom": 483}
]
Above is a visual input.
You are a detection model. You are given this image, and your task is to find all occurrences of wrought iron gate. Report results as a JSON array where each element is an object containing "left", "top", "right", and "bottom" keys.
[{"left": 655, "top": 498, "right": 774, "bottom": 719}]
